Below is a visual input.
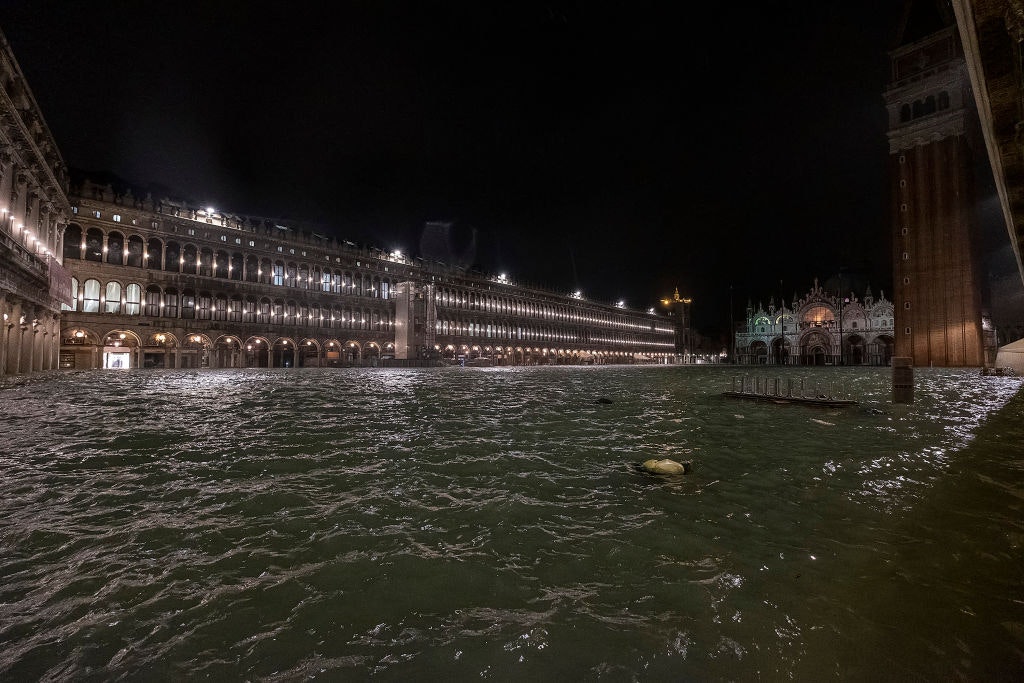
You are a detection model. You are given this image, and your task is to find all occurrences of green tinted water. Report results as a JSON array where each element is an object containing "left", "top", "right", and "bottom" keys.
[{"left": 1, "top": 366, "right": 1021, "bottom": 680}]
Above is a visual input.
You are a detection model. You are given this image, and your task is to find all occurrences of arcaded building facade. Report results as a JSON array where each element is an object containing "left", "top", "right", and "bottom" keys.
[
  {"left": 734, "top": 280, "right": 896, "bottom": 366},
  {"left": 56, "top": 181, "right": 677, "bottom": 370},
  {"left": 0, "top": 21, "right": 677, "bottom": 377}
]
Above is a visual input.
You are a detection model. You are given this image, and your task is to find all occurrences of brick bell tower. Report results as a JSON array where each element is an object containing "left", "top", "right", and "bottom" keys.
[{"left": 884, "top": 0, "right": 986, "bottom": 366}]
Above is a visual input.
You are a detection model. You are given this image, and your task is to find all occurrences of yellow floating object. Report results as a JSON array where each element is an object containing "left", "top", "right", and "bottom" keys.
[{"left": 642, "top": 458, "right": 691, "bottom": 475}]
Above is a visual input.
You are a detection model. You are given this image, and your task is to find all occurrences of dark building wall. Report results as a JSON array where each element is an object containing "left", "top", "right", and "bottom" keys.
[{"left": 892, "top": 135, "right": 985, "bottom": 365}]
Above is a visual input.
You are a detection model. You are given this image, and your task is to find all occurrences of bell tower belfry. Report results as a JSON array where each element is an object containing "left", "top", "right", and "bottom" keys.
[{"left": 884, "top": 0, "right": 986, "bottom": 366}]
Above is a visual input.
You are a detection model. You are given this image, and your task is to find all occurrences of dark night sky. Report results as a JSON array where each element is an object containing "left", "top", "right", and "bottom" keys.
[{"left": 1, "top": 1, "right": 912, "bottom": 336}]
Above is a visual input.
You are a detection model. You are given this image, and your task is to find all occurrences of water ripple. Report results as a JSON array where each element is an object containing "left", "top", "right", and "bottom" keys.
[{"left": 0, "top": 366, "right": 1022, "bottom": 679}]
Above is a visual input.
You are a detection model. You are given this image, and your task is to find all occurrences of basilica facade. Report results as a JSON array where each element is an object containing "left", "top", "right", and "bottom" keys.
[{"left": 734, "top": 280, "right": 896, "bottom": 366}]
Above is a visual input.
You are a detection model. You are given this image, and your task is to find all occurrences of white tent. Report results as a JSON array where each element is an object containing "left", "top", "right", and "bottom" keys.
[{"left": 995, "top": 337, "right": 1024, "bottom": 375}]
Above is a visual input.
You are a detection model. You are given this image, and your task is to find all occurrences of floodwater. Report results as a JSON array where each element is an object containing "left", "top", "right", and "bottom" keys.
[{"left": 1, "top": 365, "right": 1022, "bottom": 681}]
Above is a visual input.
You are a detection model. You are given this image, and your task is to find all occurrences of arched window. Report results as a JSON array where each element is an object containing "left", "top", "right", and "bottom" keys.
[
  {"left": 64, "top": 277, "right": 79, "bottom": 311},
  {"left": 196, "top": 292, "right": 212, "bottom": 320},
  {"left": 181, "top": 290, "right": 196, "bottom": 319},
  {"left": 125, "top": 283, "right": 142, "bottom": 315},
  {"left": 228, "top": 295, "right": 242, "bottom": 322},
  {"left": 82, "top": 278, "right": 101, "bottom": 312},
  {"left": 214, "top": 250, "right": 229, "bottom": 278},
  {"left": 145, "top": 285, "right": 161, "bottom": 316},
  {"left": 104, "top": 281, "right": 122, "bottom": 314},
  {"left": 164, "top": 288, "right": 178, "bottom": 317},
  {"left": 230, "top": 253, "right": 243, "bottom": 280},
  {"left": 146, "top": 238, "right": 162, "bottom": 269},
  {"left": 127, "top": 235, "right": 144, "bottom": 267},
  {"left": 84, "top": 229, "right": 103, "bottom": 262},
  {"left": 63, "top": 224, "right": 82, "bottom": 260},
  {"left": 246, "top": 255, "right": 259, "bottom": 282},
  {"left": 182, "top": 244, "right": 198, "bottom": 275},
  {"left": 106, "top": 231, "right": 125, "bottom": 265},
  {"left": 213, "top": 295, "right": 227, "bottom": 321},
  {"left": 165, "top": 242, "right": 181, "bottom": 271},
  {"left": 257, "top": 298, "right": 271, "bottom": 324},
  {"left": 243, "top": 296, "right": 257, "bottom": 323}
]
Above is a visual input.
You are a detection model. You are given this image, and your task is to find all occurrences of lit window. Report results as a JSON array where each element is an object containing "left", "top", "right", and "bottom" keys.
[
  {"left": 93, "top": 211, "right": 101, "bottom": 218},
  {"left": 113, "top": 214, "right": 121, "bottom": 222},
  {"left": 220, "top": 235, "right": 227, "bottom": 242},
  {"left": 249, "top": 240, "right": 255, "bottom": 247},
  {"left": 72, "top": 206, "right": 78, "bottom": 214}
]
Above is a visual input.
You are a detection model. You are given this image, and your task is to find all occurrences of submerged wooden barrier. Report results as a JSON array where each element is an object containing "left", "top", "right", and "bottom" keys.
[{"left": 723, "top": 376, "right": 859, "bottom": 407}]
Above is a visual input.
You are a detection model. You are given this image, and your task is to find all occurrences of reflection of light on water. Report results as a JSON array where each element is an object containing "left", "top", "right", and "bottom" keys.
[{"left": 0, "top": 366, "right": 1022, "bottom": 680}]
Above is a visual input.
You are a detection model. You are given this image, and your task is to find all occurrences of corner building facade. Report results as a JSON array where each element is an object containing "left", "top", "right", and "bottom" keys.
[
  {"left": 57, "top": 182, "right": 677, "bottom": 370},
  {"left": 0, "top": 31, "right": 73, "bottom": 376}
]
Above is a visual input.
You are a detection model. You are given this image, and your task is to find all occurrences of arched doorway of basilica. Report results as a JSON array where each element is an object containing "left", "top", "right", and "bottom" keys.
[
  {"left": 801, "top": 331, "right": 830, "bottom": 366},
  {"left": 870, "top": 335, "right": 895, "bottom": 366},
  {"left": 771, "top": 338, "right": 790, "bottom": 365},
  {"left": 750, "top": 340, "right": 768, "bottom": 364},
  {"left": 847, "top": 335, "right": 866, "bottom": 365}
]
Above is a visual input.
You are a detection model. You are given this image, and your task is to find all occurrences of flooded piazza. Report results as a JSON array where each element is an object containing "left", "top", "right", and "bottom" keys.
[{"left": 1, "top": 365, "right": 1022, "bottom": 680}]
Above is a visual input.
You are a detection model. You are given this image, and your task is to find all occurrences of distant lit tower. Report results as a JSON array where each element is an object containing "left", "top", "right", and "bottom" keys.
[
  {"left": 884, "top": 0, "right": 986, "bottom": 366},
  {"left": 662, "top": 287, "right": 692, "bottom": 359}
]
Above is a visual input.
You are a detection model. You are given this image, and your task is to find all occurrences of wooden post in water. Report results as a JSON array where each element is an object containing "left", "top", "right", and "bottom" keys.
[{"left": 893, "top": 357, "right": 914, "bottom": 403}]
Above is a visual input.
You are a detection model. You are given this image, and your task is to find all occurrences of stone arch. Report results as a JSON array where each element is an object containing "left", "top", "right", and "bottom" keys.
[
  {"left": 299, "top": 337, "right": 321, "bottom": 367},
  {"left": 272, "top": 336, "right": 297, "bottom": 368},
  {"left": 243, "top": 335, "right": 271, "bottom": 367},
  {"left": 749, "top": 339, "right": 768, "bottom": 364},
  {"left": 800, "top": 331, "right": 831, "bottom": 366},
  {"left": 63, "top": 223, "right": 83, "bottom": 260},
  {"left": 343, "top": 340, "right": 362, "bottom": 362},
  {"left": 846, "top": 334, "right": 866, "bottom": 365}
]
